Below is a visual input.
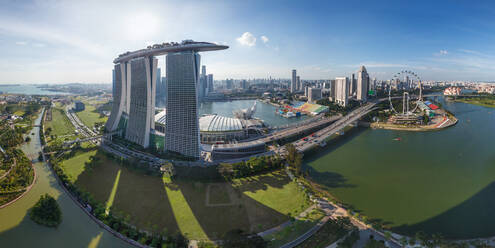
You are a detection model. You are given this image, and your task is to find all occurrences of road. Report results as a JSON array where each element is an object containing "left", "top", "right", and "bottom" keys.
[{"left": 296, "top": 102, "right": 377, "bottom": 152}]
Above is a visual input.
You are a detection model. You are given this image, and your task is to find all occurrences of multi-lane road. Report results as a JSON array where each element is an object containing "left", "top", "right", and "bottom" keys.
[{"left": 295, "top": 102, "right": 377, "bottom": 152}]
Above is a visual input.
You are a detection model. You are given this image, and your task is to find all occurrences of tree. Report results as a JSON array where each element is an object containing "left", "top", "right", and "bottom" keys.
[
  {"left": 384, "top": 231, "right": 391, "bottom": 241},
  {"left": 29, "top": 194, "right": 62, "bottom": 227},
  {"left": 222, "top": 229, "right": 266, "bottom": 248},
  {"left": 285, "top": 144, "right": 302, "bottom": 175}
]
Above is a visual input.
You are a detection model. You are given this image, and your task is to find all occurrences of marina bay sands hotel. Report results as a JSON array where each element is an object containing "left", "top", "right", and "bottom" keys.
[{"left": 105, "top": 40, "right": 228, "bottom": 159}]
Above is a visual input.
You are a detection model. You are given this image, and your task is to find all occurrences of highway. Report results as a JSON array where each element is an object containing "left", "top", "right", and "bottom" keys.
[
  {"left": 294, "top": 102, "right": 377, "bottom": 152},
  {"left": 212, "top": 114, "right": 342, "bottom": 151},
  {"left": 65, "top": 105, "right": 99, "bottom": 144}
]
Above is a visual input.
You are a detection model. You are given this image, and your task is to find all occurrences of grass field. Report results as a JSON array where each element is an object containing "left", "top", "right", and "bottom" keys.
[
  {"left": 60, "top": 150, "right": 98, "bottom": 183},
  {"left": 75, "top": 103, "right": 107, "bottom": 129},
  {"left": 60, "top": 150, "right": 310, "bottom": 240},
  {"left": 44, "top": 107, "right": 77, "bottom": 143}
]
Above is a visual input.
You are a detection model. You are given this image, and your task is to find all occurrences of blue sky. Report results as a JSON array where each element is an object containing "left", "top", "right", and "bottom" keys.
[{"left": 0, "top": 0, "right": 494, "bottom": 83}]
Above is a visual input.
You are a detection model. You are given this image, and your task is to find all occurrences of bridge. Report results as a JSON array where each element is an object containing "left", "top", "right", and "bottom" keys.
[
  {"left": 293, "top": 102, "right": 378, "bottom": 152},
  {"left": 63, "top": 130, "right": 121, "bottom": 146}
]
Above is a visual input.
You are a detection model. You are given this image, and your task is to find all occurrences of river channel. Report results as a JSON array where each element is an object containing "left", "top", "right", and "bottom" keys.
[{"left": 0, "top": 109, "right": 131, "bottom": 247}]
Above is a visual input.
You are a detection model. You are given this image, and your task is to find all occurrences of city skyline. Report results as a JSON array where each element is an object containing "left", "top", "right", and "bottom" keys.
[{"left": 1, "top": 0, "right": 495, "bottom": 83}]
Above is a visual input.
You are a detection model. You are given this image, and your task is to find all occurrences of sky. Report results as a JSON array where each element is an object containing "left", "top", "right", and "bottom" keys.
[{"left": 0, "top": 0, "right": 494, "bottom": 84}]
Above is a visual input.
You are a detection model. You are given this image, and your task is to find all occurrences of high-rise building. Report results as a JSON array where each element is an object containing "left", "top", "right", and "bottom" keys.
[
  {"left": 329, "top": 79, "right": 336, "bottom": 101},
  {"left": 106, "top": 40, "right": 228, "bottom": 158},
  {"left": 125, "top": 57, "right": 157, "bottom": 148},
  {"left": 207, "top": 74, "right": 214, "bottom": 93},
  {"left": 165, "top": 51, "right": 201, "bottom": 159},
  {"left": 112, "top": 69, "right": 116, "bottom": 101},
  {"left": 357, "top": 66, "right": 369, "bottom": 102},
  {"left": 308, "top": 87, "right": 322, "bottom": 103},
  {"left": 198, "top": 66, "right": 207, "bottom": 101},
  {"left": 296, "top": 76, "right": 301, "bottom": 91},
  {"left": 106, "top": 63, "right": 129, "bottom": 132},
  {"left": 226, "top": 78, "right": 234, "bottom": 89},
  {"left": 291, "top": 69, "right": 297, "bottom": 93},
  {"left": 335, "top": 77, "right": 349, "bottom": 107},
  {"left": 157, "top": 76, "right": 167, "bottom": 107},
  {"left": 350, "top": 73, "right": 356, "bottom": 97},
  {"left": 240, "top": 80, "right": 248, "bottom": 90}
]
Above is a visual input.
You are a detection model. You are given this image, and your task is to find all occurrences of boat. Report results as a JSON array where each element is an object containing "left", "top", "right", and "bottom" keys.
[{"left": 393, "top": 137, "right": 401, "bottom": 141}]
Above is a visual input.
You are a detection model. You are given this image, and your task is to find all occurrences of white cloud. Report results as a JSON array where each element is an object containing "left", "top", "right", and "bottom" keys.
[
  {"left": 437, "top": 50, "right": 448, "bottom": 55},
  {"left": 236, "top": 32, "right": 256, "bottom": 47},
  {"left": 15, "top": 41, "right": 27, "bottom": 45},
  {"left": 33, "top": 43, "right": 45, "bottom": 47},
  {"left": 0, "top": 17, "right": 108, "bottom": 57},
  {"left": 260, "top": 35, "right": 269, "bottom": 43}
]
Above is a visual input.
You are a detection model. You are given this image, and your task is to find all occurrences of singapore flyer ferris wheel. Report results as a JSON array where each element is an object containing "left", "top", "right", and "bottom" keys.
[{"left": 388, "top": 70, "right": 423, "bottom": 115}]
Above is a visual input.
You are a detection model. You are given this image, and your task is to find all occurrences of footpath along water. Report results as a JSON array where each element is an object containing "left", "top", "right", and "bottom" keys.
[{"left": 0, "top": 109, "right": 131, "bottom": 247}]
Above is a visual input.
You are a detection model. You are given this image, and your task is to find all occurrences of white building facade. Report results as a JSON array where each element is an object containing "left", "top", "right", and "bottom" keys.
[{"left": 335, "top": 77, "right": 349, "bottom": 107}]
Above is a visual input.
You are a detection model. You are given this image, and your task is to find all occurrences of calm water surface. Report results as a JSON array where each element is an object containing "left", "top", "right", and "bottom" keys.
[
  {"left": 199, "top": 100, "right": 308, "bottom": 127},
  {"left": 304, "top": 97, "right": 495, "bottom": 238},
  {"left": 0, "top": 84, "right": 69, "bottom": 95}
]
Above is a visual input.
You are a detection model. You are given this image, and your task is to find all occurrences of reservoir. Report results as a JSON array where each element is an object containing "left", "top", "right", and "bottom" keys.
[{"left": 304, "top": 97, "right": 495, "bottom": 239}]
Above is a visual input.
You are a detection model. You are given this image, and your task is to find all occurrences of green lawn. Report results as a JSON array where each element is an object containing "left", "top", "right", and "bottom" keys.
[
  {"left": 59, "top": 150, "right": 310, "bottom": 241},
  {"left": 60, "top": 150, "right": 98, "bottom": 183},
  {"left": 45, "top": 107, "right": 76, "bottom": 142},
  {"left": 75, "top": 103, "right": 107, "bottom": 129},
  {"left": 233, "top": 171, "right": 310, "bottom": 217}
]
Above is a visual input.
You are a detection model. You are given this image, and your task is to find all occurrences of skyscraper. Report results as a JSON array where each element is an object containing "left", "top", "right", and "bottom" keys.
[
  {"left": 157, "top": 76, "right": 167, "bottom": 107},
  {"left": 125, "top": 57, "right": 157, "bottom": 148},
  {"left": 198, "top": 66, "right": 207, "bottom": 101},
  {"left": 240, "top": 80, "right": 248, "bottom": 90},
  {"left": 207, "top": 74, "right": 214, "bottom": 93},
  {"left": 350, "top": 73, "right": 356, "bottom": 97},
  {"left": 165, "top": 51, "right": 201, "bottom": 159},
  {"left": 335, "top": 77, "right": 349, "bottom": 107},
  {"left": 112, "top": 69, "right": 116, "bottom": 101},
  {"left": 357, "top": 66, "right": 369, "bottom": 102},
  {"left": 226, "top": 78, "right": 234, "bottom": 89},
  {"left": 106, "top": 63, "right": 129, "bottom": 132},
  {"left": 296, "top": 76, "right": 301, "bottom": 91},
  {"left": 291, "top": 69, "right": 297, "bottom": 93},
  {"left": 106, "top": 40, "right": 228, "bottom": 156}
]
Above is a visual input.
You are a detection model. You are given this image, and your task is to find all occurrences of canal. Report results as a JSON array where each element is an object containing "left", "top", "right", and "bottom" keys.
[
  {"left": 304, "top": 97, "right": 495, "bottom": 239},
  {"left": 0, "top": 109, "right": 131, "bottom": 247}
]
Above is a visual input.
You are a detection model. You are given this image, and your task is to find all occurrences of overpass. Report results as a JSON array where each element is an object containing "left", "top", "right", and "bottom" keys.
[
  {"left": 63, "top": 130, "right": 121, "bottom": 147},
  {"left": 292, "top": 102, "right": 378, "bottom": 153}
]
